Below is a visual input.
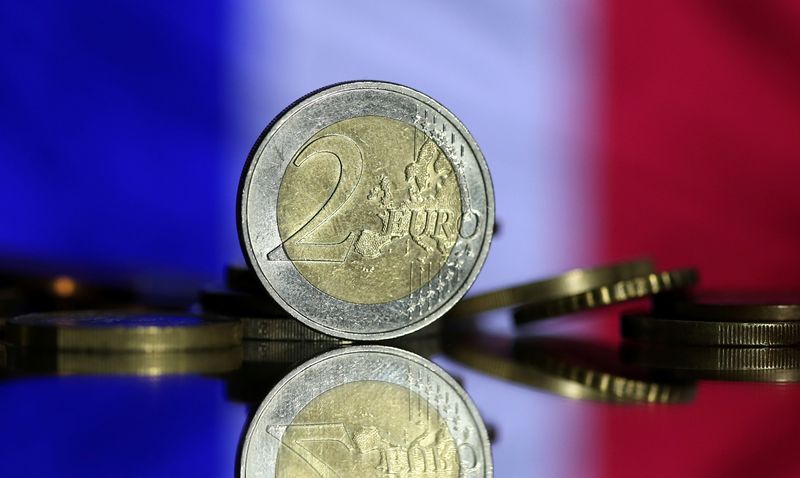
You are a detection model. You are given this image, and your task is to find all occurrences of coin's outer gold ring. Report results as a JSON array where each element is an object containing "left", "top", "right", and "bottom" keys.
[
  {"left": 444, "top": 338, "right": 695, "bottom": 404},
  {"left": 239, "top": 81, "right": 494, "bottom": 340},
  {"left": 6, "top": 311, "right": 242, "bottom": 352},
  {"left": 450, "top": 259, "right": 653, "bottom": 317},
  {"left": 513, "top": 268, "right": 698, "bottom": 324},
  {"left": 621, "top": 312, "right": 800, "bottom": 346},
  {"left": 240, "top": 345, "right": 492, "bottom": 478}
]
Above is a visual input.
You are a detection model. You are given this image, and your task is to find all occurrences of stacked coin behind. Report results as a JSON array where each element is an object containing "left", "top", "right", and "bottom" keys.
[
  {"left": 444, "top": 259, "right": 698, "bottom": 324},
  {"left": 238, "top": 81, "right": 494, "bottom": 341},
  {"left": 444, "top": 331, "right": 696, "bottom": 404},
  {"left": 621, "top": 293, "right": 800, "bottom": 382},
  {"left": 3, "top": 311, "right": 243, "bottom": 376},
  {"left": 622, "top": 293, "right": 800, "bottom": 346}
]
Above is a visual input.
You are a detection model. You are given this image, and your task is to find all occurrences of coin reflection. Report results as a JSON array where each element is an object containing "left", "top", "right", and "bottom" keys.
[
  {"left": 277, "top": 381, "right": 458, "bottom": 477},
  {"left": 240, "top": 345, "right": 491, "bottom": 477},
  {"left": 443, "top": 332, "right": 696, "bottom": 404}
]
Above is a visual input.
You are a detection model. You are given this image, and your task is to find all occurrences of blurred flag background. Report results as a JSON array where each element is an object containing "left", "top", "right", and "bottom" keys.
[{"left": 1, "top": 1, "right": 799, "bottom": 477}]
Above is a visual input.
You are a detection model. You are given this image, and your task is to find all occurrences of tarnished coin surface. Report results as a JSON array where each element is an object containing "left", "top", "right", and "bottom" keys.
[
  {"left": 238, "top": 81, "right": 494, "bottom": 340},
  {"left": 240, "top": 346, "right": 492, "bottom": 477}
]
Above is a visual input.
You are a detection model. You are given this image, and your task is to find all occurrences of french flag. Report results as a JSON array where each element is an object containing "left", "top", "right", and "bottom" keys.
[{"left": 2, "top": 1, "right": 799, "bottom": 477}]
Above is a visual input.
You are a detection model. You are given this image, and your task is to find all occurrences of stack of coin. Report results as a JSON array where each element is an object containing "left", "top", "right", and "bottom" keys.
[
  {"left": 622, "top": 293, "right": 800, "bottom": 346},
  {"left": 3, "top": 311, "right": 242, "bottom": 376},
  {"left": 444, "top": 259, "right": 698, "bottom": 324},
  {"left": 621, "top": 293, "right": 800, "bottom": 382}
]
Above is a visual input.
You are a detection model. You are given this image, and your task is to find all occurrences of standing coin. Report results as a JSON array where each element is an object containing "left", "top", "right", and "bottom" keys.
[
  {"left": 238, "top": 81, "right": 494, "bottom": 340},
  {"left": 240, "top": 345, "right": 492, "bottom": 477}
]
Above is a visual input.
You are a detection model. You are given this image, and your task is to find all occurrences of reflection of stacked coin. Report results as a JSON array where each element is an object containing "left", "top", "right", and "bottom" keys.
[
  {"left": 240, "top": 346, "right": 492, "bottom": 477},
  {"left": 622, "top": 343, "right": 800, "bottom": 382},
  {"left": 238, "top": 81, "right": 494, "bottom": 341},
  {"left": 622, "top": 294, "right": 800, "bottom": 346},
  {"left": 445, "top": 333, "right": 695, "bottom": 404}
]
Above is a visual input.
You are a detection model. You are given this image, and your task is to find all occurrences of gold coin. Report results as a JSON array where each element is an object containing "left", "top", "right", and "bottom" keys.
[
  {"left": 6, "top": 311, "right": 242, "bottom": 352},
  {"left": 276, "top": 116, "right": 462, "bottom": 305},
  {"left": 654, "top": 292, "right": 800, "bottom": 322},
  {"left": 449, "top": 259, "right": 654, "bottom": 317},
  {"left": 275, "top": 381, "right": 459, "bottom": 477},
  {"left": 514, "top": 268, "right": 698, "bottom": 324}
]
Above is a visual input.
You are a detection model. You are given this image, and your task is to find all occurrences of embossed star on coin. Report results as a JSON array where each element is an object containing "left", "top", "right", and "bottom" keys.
[
  {"left": 240, "top": 346, "right": 492, "bottom": 477},
  {"left": 238, "top": 81, "right": 494, "bottom": 340}
]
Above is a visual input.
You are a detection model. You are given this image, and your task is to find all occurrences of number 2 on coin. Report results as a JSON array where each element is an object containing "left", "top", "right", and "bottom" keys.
[{"left": 269, "top": 134, "right": 363, "bottom": 262}]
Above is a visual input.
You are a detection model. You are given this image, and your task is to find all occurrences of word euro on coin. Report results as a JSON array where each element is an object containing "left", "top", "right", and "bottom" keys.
[
  {"left": 240, "top": 345, "right": 492, "bottom": 477},
  {"left": 239, "top": 82, "right": 494, "bottom": 340}
]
